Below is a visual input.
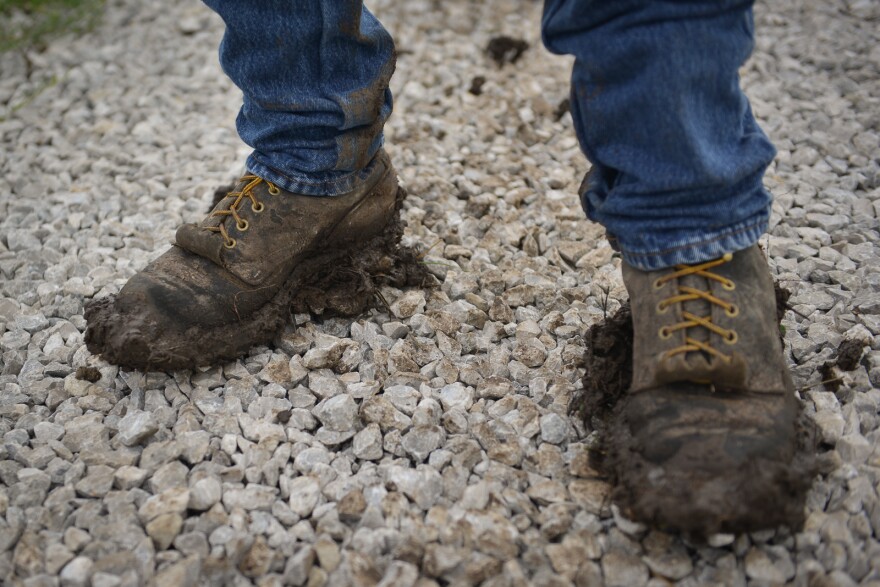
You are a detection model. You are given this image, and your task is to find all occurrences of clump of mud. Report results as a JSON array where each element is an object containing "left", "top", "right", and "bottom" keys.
[
  {"left": 554, "top": 98, "right": 570, "bottom": 122},
  {"left": 75, "top": 366, "right": 101, "bottom": 382},
  {"left": 574, "top": 284, "right": 818, "bottom": 536},
  {"left": 288, "top": 208, "right": 433, "bottom": 316},
  {"left": 819, "top": 338, "right": 867, "bottom": 393},
  {"left": 571, "top": 304, "right": 632, "bottom": 470},
  {"left": 468, "top": 75, "right": 486, "bottom": 96},
  {"left": 775, "top": 281, "right": 791, "bottom": 323},
  {"left": 835, "top": 338, "right": 867, "bottom": 371},
  {"left": 486, "top": 36, "right": 529, "bottom": 66}
]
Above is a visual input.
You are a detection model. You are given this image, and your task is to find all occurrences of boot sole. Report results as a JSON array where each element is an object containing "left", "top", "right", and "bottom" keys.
[{"left": 84, "top": 186, "right": 427, "bottom": 371}]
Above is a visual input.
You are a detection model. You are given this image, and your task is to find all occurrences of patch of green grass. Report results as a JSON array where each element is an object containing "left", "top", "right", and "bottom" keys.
[{"left": 0, "top": 0, "right": 103, "bottom": 52}]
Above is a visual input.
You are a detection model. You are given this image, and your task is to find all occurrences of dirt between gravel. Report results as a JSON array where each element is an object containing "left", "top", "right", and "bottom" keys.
[{"left": 575, "top": 284, "right": 818, "bottom": 537}]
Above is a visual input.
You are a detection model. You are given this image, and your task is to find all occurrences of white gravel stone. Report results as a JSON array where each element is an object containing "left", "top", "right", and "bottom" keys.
[
  {"left": 401, "top": 425, "right": 444, "bottom": 462},
  {"left": 390, "top": 290, "right": 426, "bottom": 319},
  {"left": 113, "top": 465, "right": 148, "bottom": 490},
  {"left": 382, "top": 385, "right": 421, "bottom": 415},
  {"left": 138, "top": 488, "right": 190, "bottom": 522},
  {"left": 540, "top": 413, "right": 569, "bottom": 444},
  {"left": 312, "top": 395, "right": 359, "bottom": 432},
  {"left": 353, "top": 423, "right": 384, "bottom": 461},
  {"left": 223, "top": 485, "right": 276, "bottom": 511},
  {"left": 360, "top": 396, "right": 412, "bottom": 432},
  {"left": 116, "top": 410, "right": 159, "bottom": 446},
  {"left": 284, "top": 546, "right": 315, "bottom": 586},
  {"left": 188, "top": 477, "right": 222, "bottom": 511},
  {"left": 383, "top": 465, "right": 443, "bottom": 510},
  {"left": 288, "top": 477, "right": 321, "bottom": 517},
  {"left": 837, "top": 434, "right": 871, "bottom": 464},
  {"left": 59, "top": 556, "right": 93, "bottom": 587},
  {"left": 439, "top": 383, "right": 473, "bottom": 411},
  {"left": 602, "top": 551, "right": 649, "bottom": 587},
  {"left": 33, "top": 421, "right": 65, "bottom": 442},
  {"left": 744, "top": 547, "right": 786, "bottom": 583},
  {"left": 14, "top": 310, "right": 49, "bottom": 332}
]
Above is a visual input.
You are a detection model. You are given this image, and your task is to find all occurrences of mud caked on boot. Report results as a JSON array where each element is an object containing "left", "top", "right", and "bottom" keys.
[
  {"left": 609, "top": 245, "right": 811, "bottom": 535},
  {"left": 85, "top": 150, "right": 404, "bottom": 370}
]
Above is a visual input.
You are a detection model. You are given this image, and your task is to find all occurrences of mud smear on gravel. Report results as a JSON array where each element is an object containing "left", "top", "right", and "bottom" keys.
[
  {"left": 574, "top": 284, "right": 818, "bottom": 536},
  {"left": 85, "top": 187, "right": 433, "bottom": 371}
]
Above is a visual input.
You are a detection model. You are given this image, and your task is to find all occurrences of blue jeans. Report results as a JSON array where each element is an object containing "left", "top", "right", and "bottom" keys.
[
  {"left": 204, "top": 0, "right": 776, "bottom": 271},
  {"left": 203, "top": 0, "right": 395, "bottom": 197}
]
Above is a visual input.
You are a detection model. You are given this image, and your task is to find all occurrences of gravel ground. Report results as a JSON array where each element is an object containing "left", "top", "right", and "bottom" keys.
[{"left": 1, "top": 0, "right": 879, "bottom": 585}]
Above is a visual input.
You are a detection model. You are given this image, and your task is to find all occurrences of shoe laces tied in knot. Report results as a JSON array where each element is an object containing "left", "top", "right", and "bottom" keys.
[
  {"left": 653, "top": 253, "right": 739, "bottom": 363},
  {"left": 206, "top": 175, "right": 280, "bottom": 249}
]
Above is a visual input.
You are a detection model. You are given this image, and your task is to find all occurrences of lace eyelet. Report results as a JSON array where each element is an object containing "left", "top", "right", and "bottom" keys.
[
  {"left": 653, "top": 279, "right": 665, "bottom": 290},
  {"left": 725, "top": 304, "right": 739, "bottom": 318},
  {"left": 224, "top": 239, "right": 237, "bottom": 250},
  {"left": 267, "top": 184, "right": 280, "bottom": 195},
  {"left": 658, "top": 327, "right": 672, "bottom": 340},
  {"left": 724, "top": 331, "right": 738, "bottom": 345},
  {"left": 721, "top": 280, "right": 736, "bottom": 291},
  {"left": 237, "top": 220, "right": 249, "bottom": 232},
  {"left": 252, "top": 202, "right": 265, "bottom": 213},
  {"left": 656, "top": 302, "right": 669, "bottom": 315}
]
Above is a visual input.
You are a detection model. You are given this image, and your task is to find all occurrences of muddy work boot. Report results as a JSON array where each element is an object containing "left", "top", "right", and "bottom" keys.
[
  {"left": 86, "top": 150, "right": 404, "bottom": 370},
  {"left": 609, "top": 245, "right": 810, "bottom": 535}
]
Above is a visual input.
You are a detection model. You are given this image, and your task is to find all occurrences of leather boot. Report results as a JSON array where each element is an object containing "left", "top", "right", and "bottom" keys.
[
  {"left": 85, "top": 150, "right": 400, "bottom": 370},
  {"left": 610, "top": 245, "right": 809, "bottom": 534}
]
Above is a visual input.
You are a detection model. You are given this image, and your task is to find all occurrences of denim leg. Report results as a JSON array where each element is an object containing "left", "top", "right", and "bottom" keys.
[
  {"left": 203, "top": 0, "right": 395, "bottom": 196},
  {"left": 542, "top": 1, "right": 777, "bottom": 271}
]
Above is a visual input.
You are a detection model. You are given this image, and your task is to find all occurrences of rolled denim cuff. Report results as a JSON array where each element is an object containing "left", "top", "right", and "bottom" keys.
[
  {"left": 246, "top": 142, "right": 384, "bottom": 197},
  {"left": 608, "top": 214, "right": 768, "bottom": 271}
]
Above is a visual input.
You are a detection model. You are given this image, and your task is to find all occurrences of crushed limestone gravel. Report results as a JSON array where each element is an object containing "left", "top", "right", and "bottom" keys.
[{"left": 0, "top": 0, "right": 878, "bottom": 585}]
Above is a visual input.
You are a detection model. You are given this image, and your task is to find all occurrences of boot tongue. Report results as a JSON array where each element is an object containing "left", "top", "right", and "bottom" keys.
[
  {"left": 199, "top": 178, "right": 251, "bottom": 230},
  {"left": 678, "top": 271, "right": 713, "bottom": 364},
  {"left": 656, "top": 259, "right": 749, "bottom": 389},
  {"left": 174, "top": 178, "right": 252, "bottom": 280}
]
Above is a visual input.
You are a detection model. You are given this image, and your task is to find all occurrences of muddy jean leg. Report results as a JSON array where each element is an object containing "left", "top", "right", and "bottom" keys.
[
  {"left": 542, "top": 0, "right": 777, "bottom": 271},
  {"left": 202, "top": 0, "right": 395, "bottom": 195}
]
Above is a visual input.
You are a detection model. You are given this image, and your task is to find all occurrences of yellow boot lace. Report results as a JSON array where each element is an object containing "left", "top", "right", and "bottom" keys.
[
  {"left": 653, "top": 253, "right": 739, "bottom": 362},
  {"left": 207, "top": 175, "right": 280, "bottom": 249}
]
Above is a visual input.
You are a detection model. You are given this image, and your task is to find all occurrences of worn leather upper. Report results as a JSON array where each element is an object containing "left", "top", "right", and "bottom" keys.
[
  {"left": 177, "top": 150, "right": 396, "bottom": 286},
  {"left": 622, "top": 245, "right": 792, "bottom": 395},
  {"left": 114, "top": 150, "right": 398, "bottom": 331}
]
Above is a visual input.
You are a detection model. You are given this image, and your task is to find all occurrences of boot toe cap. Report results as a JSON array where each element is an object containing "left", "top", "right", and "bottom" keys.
[
  {"left": 85, "top": 246, "right": 272, "bottom": 369},
  {"left": 609, "top": 384, "right": 812, "bottom": 534}
]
